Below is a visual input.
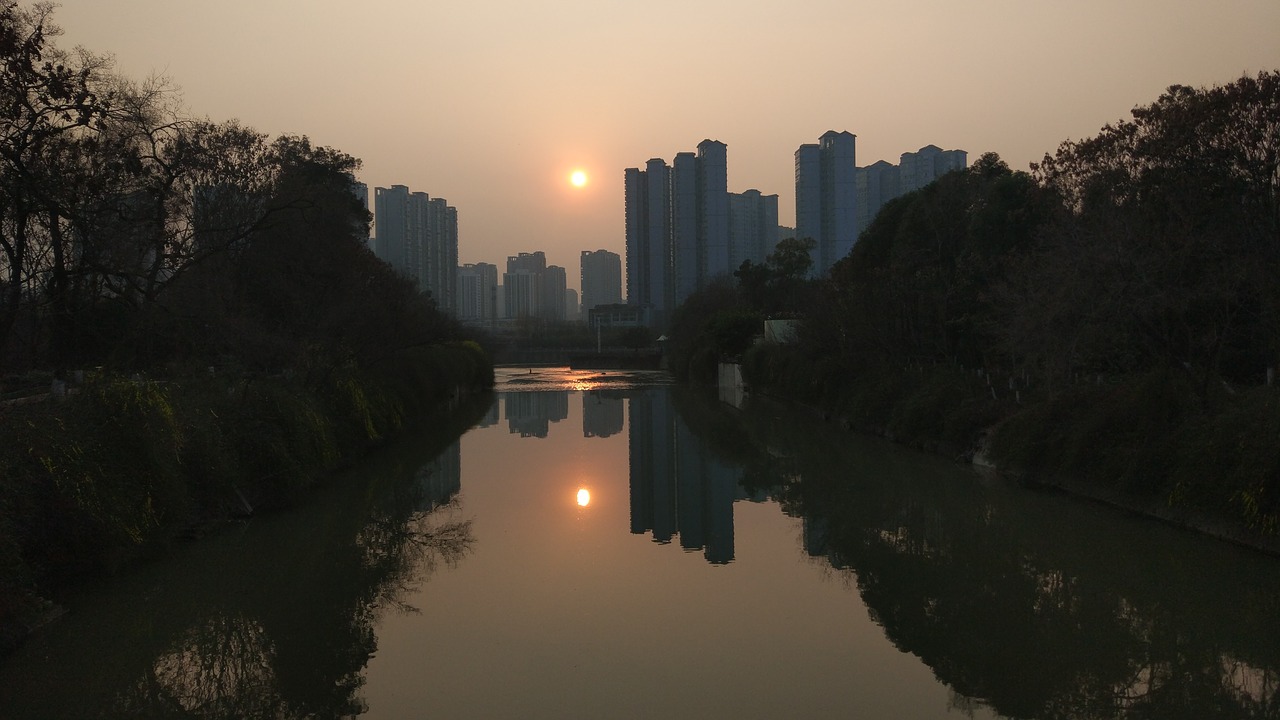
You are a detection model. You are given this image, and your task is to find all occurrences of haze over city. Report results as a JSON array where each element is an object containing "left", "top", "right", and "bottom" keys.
[{"left": 49, "top": 0, "right": 1280, "bottom": 289}]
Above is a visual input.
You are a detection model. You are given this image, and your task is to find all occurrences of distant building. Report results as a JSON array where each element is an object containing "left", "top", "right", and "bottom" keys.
[
  {"left": 795, "top": 130, "right": 857, "bottom": 277},
  {"left": 565, "top": 288, "right": 579, "bottom": 322},
  {"left": 671, "top": 152, "right": 698, "bottom": 305},
  {"left": 457, "top": 262, "right": 498, "bottom": 326},
  {"left": 854, "top": 160, "right": 900, "bottom": 236},
  {"left": 374, "top": 185, "right": 409, "bottom": 271},
  {"left": 854, "top": 145, "right": 967, "bottom": 236},
  {"left": 502, "top": 251, "right": 566, "bottom": 322},
  {"left": 542, "top": 264, "right": 567, "bottom": 322},
  {"left": 899, "top": 145, "right": 967, "bottom": 195},
  {"left": 728, "top": 189, "right": 780, "bottom": 270},
  {"left": 427, "top": 198, "right": 459, "bottom": 314},
  {"left": 625, "top": 138, "right": 760, "bottom": 327},
  {"left": 503, "top": 252, "right": 545, "bottom": 320},
  {"left": 624, "top": 159, "right": 672, "bottom": 324},
  {"left": 588, "top": 303, "right": 650, "bottom": 330},
  {"left": 697, "top": 139, "right": 730, "bottom": 282},
  {"left": 374, "top": 183, "right": 458, "bottom": 313},
  {"left": 580, "top": 249, "right": 622, "bottom": 315}
]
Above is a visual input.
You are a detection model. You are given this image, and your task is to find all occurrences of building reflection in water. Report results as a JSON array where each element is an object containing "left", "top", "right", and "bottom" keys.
[
  {"left": 504, "top": 391, "right": 569, "bottom": 438},
  {"left": 475, "top": 396, "right": 500, "bottom": 428},
  {"left": 582, "top": 390, "right": 624, "bottom": 438},
  {"left": 414, "top": 439, "right": 461, "bottom": 512},
  {"left": 628, "top": 387, "right": 762, "bottom": 564}
]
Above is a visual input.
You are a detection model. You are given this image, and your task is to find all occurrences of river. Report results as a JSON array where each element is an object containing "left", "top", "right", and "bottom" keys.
[{"left": 1, "top": 366, "right": 1277, "bottom": 719}]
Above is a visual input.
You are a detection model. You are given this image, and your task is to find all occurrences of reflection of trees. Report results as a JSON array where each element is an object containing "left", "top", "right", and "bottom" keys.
[
  {"left": 671, "top": 389, "right": 1280, "bottom": 720},
  {"left": 359, "top": 503, "right": 474, "bottom": 615},
  {"left": 0, "top": 395, "right": 489, "bottom": 719},
  {"left": 114, "top": 615, "right": 293, "bottom": 718}
]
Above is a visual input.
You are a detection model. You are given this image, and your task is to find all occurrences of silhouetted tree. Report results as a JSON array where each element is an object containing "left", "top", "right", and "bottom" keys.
[
  {"left": 1003, "top": 72, "right": 1280, "bottom": 390},
  {"left": 0, "top": 1, "right": 113, "bottom": 367},
  {"left": 618, "top": 325, "right": 654, "bottom": 352},
  {"left": 734, "top": 236, "right": 817, "bottom": 315},
  {"left": 805, "top": 153, "right": 1044, "bottom": 369}
]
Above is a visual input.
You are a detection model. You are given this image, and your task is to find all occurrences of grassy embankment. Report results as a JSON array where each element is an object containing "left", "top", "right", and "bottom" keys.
[
  {"left": 738, "top": 346, "right": 1280, "bottom": 552},
  {"left": 0, "top": 342, "right": 493, "bottom": 655}
]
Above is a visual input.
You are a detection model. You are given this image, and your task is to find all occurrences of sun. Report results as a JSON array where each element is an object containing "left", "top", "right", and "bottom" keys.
[{"left": 570, "top": 170, "right": 588, "bottom": 188}]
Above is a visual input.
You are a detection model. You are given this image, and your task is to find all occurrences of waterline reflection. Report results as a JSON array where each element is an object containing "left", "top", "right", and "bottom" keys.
[{"left": 3, "top": 372, "right": 1277, "bottom": 719}]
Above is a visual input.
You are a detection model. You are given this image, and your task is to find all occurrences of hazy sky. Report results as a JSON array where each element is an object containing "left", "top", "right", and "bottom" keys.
[{"left": 48, "top": 1, "right": 1280, "bottom": 289}]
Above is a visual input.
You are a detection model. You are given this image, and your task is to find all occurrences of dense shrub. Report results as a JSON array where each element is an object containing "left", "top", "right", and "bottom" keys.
[
  {"left": 0, "top": 340, "right": 493, "bottom": 649},
  {"left": 986, "top": 369, "right": 1280, "bottom": 531},
  {"left": 1167, "top": 386, "right": 1280, "bottom": 533}
]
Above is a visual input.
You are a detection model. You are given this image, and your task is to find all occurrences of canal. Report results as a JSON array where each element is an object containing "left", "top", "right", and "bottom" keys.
[{"left": 1, "top": 367, "right": 1277, "bottom": 718}]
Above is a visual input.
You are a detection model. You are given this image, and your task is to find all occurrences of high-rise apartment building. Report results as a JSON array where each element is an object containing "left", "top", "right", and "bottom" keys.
[
  {"left": 728, "top": 189, "right": 780, "bottom": 270},
  {"left": 580, "top": 249, "right": 622, "bottom": 315},
  {"left": 502, "top": 251, "right": 565, "bottom": 322},
  {"left": 795, "top": 131, "right": 857, "bottom": 277},
  {"left": 542, "top": 264, "right": 567, "bottom": 322},
  {"left": 374, "top": 184, "right": 458, "bottom": 313},
  {"left": 565, "top": 288, "right": 579, "bottom": 322},
  {"left": 427, "top": 198, "right": 458, "bottom": 314},
  {"left": 504, "top": 251, "right": 546, "bottom": 320},
  {"left": 457, "top": 262, "right": 498, "bottom": 326},
  {"left": 671, "top": 152, "right": 698, "bottom": 304},
  {"left": 624, "top": 161, "right": 670, "bottom": 322},
  {"left": 854, "top": 145, "right": 966, "bottom": 237},
  {"left": 696, "top": 140, "right": 730, "bottom": 282},
  {"left": 899, "top": 145, "right": 968, "bottom": 195},
  {"left": 854, "top": 160, "right": 900, "bottom": 236},
  {"left": 374, "top": 185, "right": 410, "bottom": 272},
  {"left": 408, "top": 191, "right": 429, "bottom": 290},
  {"left": 624, "top": 139, "right": 733, "bottom": 326}
]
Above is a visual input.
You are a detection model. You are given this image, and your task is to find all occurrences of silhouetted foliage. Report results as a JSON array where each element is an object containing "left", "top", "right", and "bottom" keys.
[
  {"left": 739, "top": 73, "right": 1280, "bottom": 536},
  {"left": 806, "top": 152, "right": 1046, "bottom": 369},
  {"left": 733, "top": 236, "right": 817, "bottom": 315},
  {"left": 0, "top": 2, "right": 493, "bottom": 653},
  {"left": 665, "top": 279, "right": 756, "bottom": 383},
  {"left": 617, "top": 325, "right": 654, "bottom": 351},
  {"left": 1002, "top": 72, "right": 1280, "bottom": 390}
]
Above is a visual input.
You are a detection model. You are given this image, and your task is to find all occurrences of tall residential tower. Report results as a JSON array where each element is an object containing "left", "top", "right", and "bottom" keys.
[
  {"left": 795, "top": 131, "right": 857, "bottom": 277},
  {"left": 373, "top": 184, "right": 458, "bottom": 313},
  {"left": 624, "top": 139, "right": 734, "bottom": 327},
  {"left": 580, "top": 249, "right": 622, "bottom": 315}
]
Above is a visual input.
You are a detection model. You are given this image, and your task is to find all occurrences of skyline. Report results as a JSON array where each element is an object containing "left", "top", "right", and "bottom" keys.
[{"left": 48, "top": 1, "right": 1280, "bottom": 290}]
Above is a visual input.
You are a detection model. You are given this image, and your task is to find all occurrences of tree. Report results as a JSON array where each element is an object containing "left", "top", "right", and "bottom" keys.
[
  {"left": 0, "top": 1, "right": 113, "bottom": 367},
  {"left": 1007, "top": 72, "right": 1280, "bottom": 390},
  {"left": 809, "top": 154, "right": 1044, "bottom": 369},
  {"left": 617, "top": 325, "right": 653, "bottom": 352},
  {"left": 733, "top": 236, "right": 817, "bottom": 315}
]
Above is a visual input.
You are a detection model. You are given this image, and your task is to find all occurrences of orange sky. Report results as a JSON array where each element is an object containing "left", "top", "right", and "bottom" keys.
[{"left": 49, "top": 1, "right": 1280, "bottom": 290}]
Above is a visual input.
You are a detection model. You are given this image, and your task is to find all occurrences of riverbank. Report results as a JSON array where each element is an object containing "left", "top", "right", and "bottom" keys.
[
  {"left": 0, "top": 342, "right": 494, "bottom": 656},
  {"left": 734, "top": 352, "right": 1280, "bottom": 556}
]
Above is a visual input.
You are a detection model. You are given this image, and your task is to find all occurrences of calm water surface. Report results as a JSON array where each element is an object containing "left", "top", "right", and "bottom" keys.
[{"left": 2, "top": 367, "right": 1277, "bottom": 718}]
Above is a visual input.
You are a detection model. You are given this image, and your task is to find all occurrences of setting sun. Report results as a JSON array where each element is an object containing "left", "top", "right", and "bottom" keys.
[
  {"left": 569, "top": 170, "right": 588, "bottom": 188},
  {"left": 576, "top": 488, "right": 591, "bottom": 507}
]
